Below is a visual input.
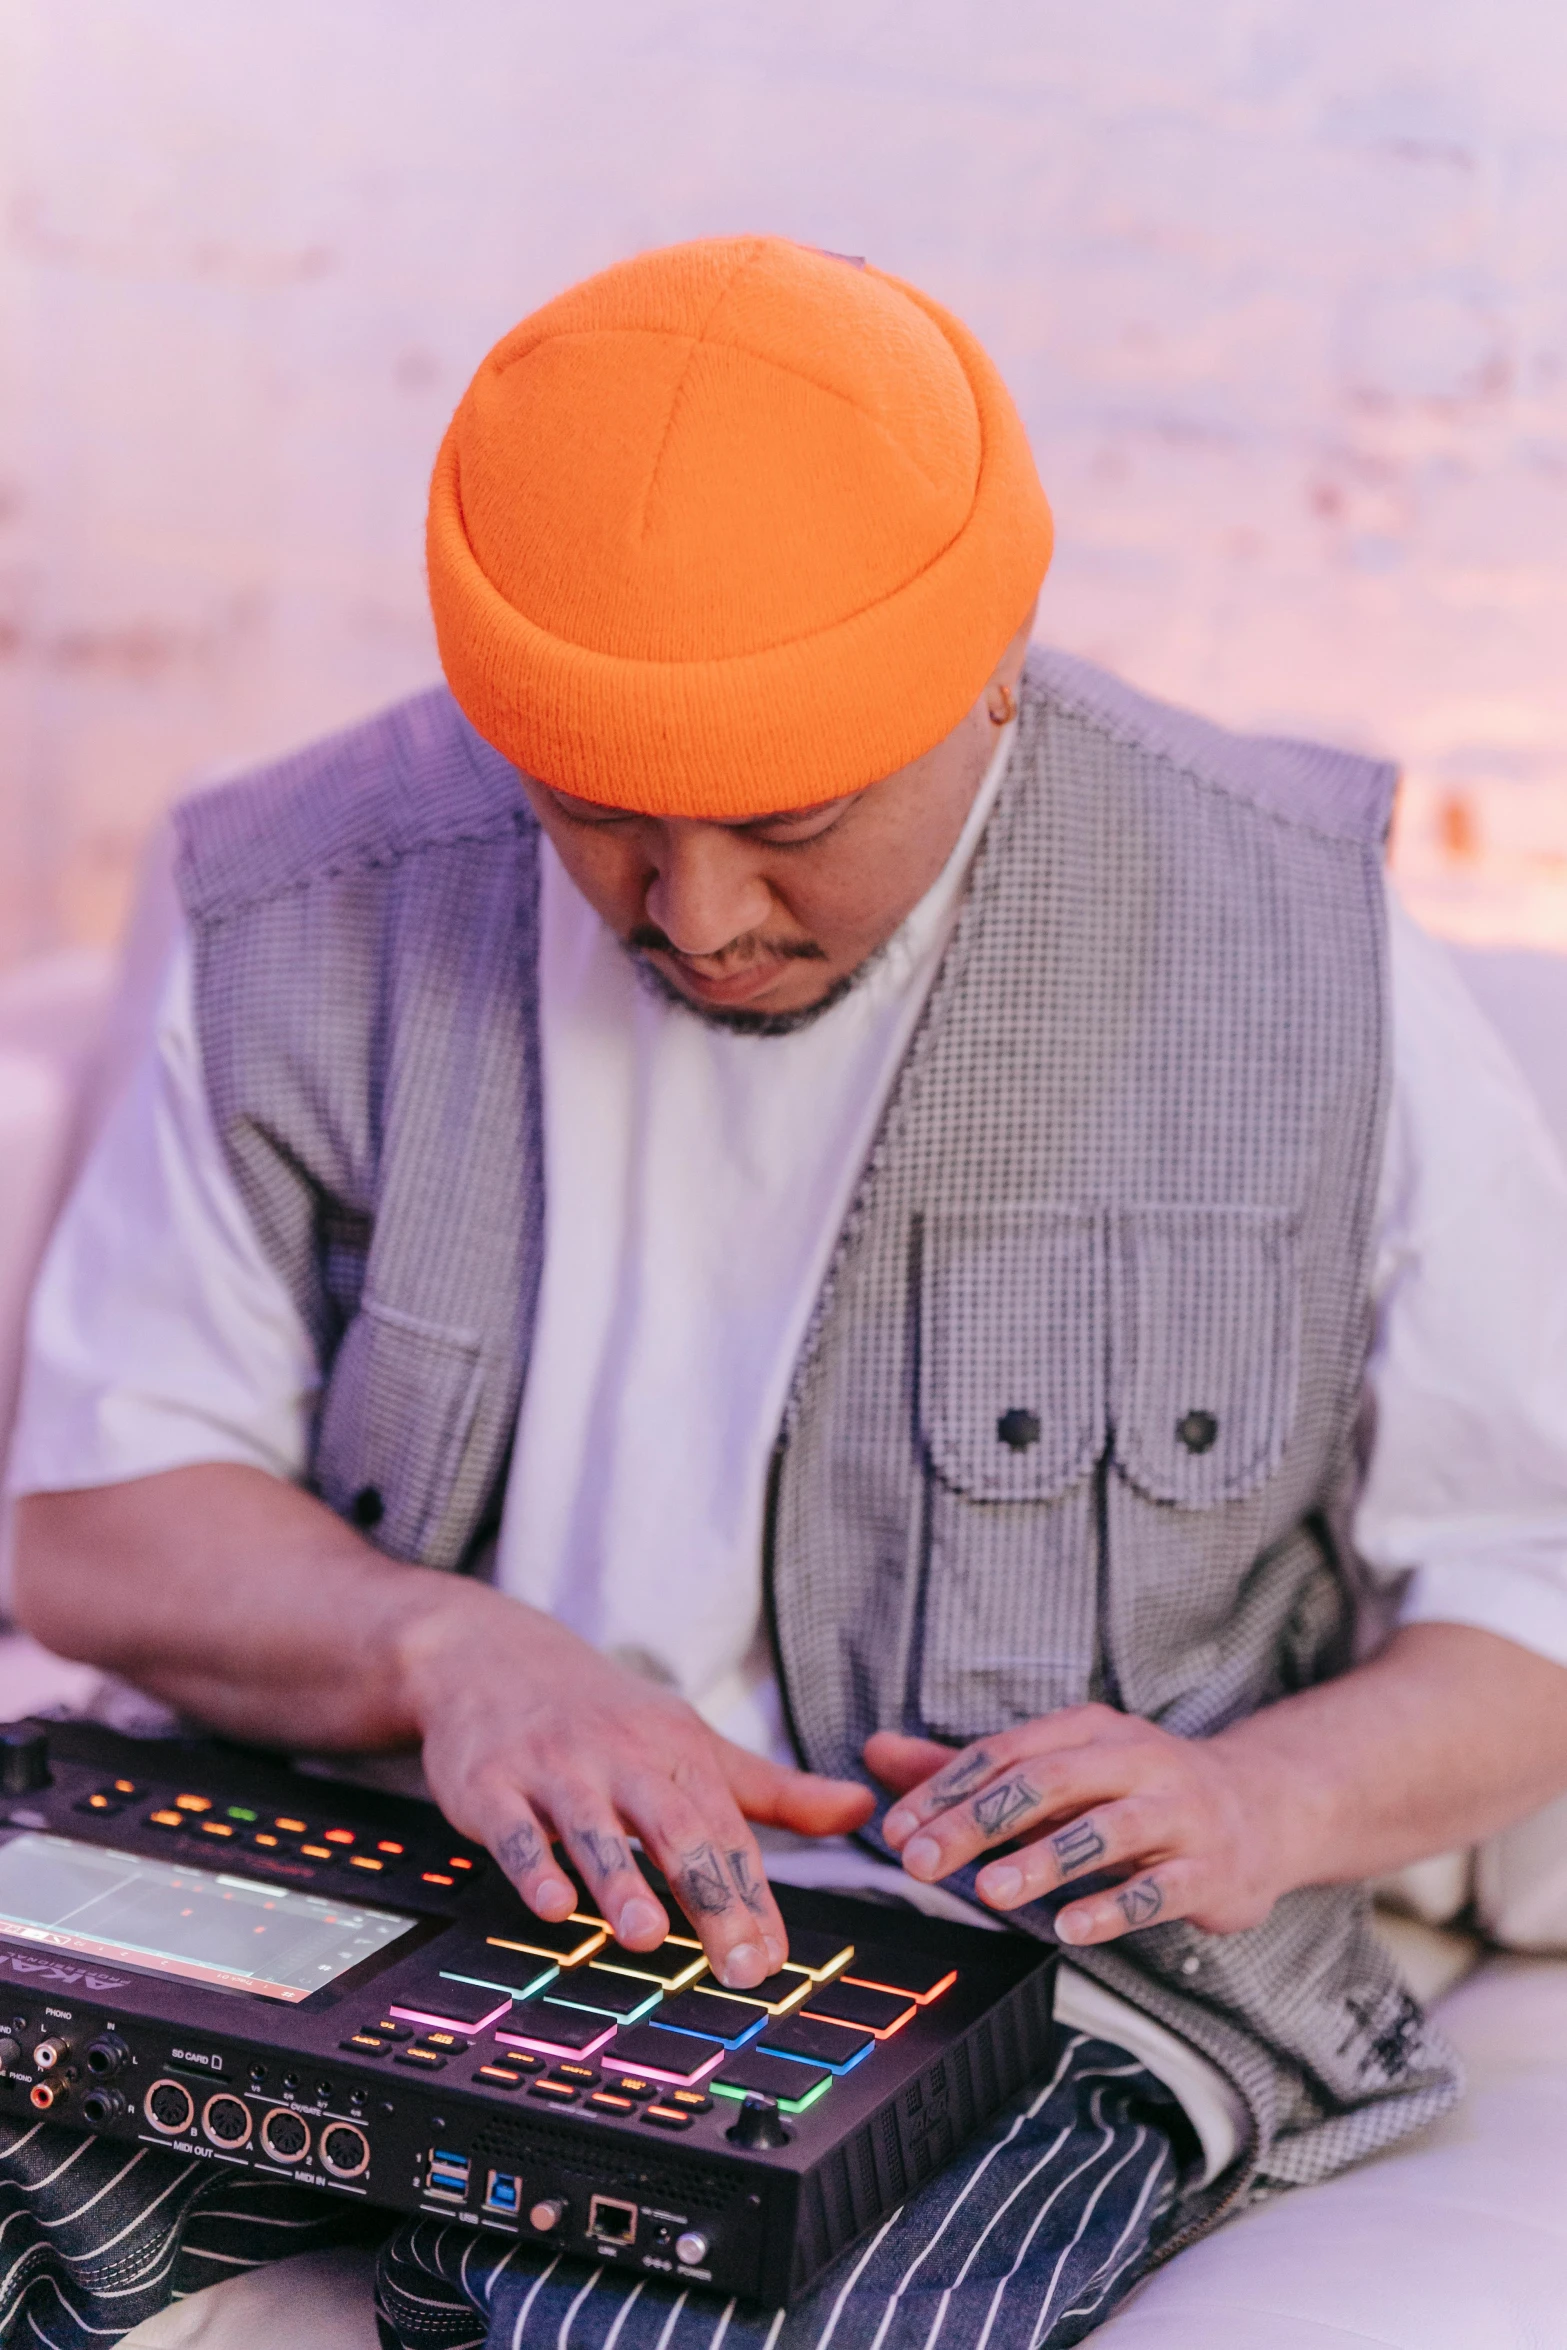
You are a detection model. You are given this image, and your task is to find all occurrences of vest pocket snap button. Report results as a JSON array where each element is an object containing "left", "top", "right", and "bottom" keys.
[
  {"left": 349, "top": 1485, "right": 385, "bottom": 1528},
  {"left": 1176, "top": 1411, "right": 1218, "bottom": 1456},
  {"left": 996, "top": 1408, "right": 1041, "bottom": 1452}
]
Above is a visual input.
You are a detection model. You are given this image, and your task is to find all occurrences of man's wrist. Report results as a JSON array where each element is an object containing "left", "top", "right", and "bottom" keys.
[
  {"left": 386, "top": 1573, "right": 510, "bottom": 1740},
  {"left": 1207, "top": 1706, "right": 1343, "bottom": 1904}
]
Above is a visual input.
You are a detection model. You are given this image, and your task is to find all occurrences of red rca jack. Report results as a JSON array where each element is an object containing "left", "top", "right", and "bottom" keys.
[{"left": 29, "top": 2082, "right": 58, "bottom": 2111}]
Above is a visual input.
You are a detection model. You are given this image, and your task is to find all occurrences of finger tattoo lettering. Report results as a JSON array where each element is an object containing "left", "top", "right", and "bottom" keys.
[
  {"left": 1051, "top": 1818, "right": 1108, "bottom": 1878},
  {"left": 971, "top": 1775, "right": 1040, "bottom": 1839},
  {"left": 497, "top": 1822, "right": 546, "bottom": 1879},
  {"left": 1114, "top": 1877, "right": 1164, "bottom": 1928},
  {"left": 677, "top": 1845, "right": 734, "bottom": 1918},
  {"left": 930, "top": 1748, "right": 995, "bottom": 1809},
  {"left": 725, "top": 1848, "right": 767, "bottom": 1916},
  {"left": 574, "top": 1827, "right": 630, "bottom": 1882}
]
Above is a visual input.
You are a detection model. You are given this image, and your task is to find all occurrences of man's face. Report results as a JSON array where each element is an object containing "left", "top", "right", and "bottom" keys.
[{"left": 520, "top": 619, "right": 1032, "bottom": 1027}]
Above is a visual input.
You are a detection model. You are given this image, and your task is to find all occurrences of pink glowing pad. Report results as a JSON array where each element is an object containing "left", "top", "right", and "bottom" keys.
[{"left": 389, "top": 1990, "right": 512, "bottom": 2036}]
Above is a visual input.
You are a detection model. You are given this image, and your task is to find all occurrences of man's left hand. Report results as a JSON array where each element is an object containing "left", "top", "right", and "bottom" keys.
[{"left": 869, "top": 1709, "right": 1283, "bottom": 1946}]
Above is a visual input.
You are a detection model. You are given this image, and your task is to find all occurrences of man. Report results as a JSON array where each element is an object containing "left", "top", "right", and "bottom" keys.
[{"left": 9, "top": 235, "right": 1567, "bottom": 2349}]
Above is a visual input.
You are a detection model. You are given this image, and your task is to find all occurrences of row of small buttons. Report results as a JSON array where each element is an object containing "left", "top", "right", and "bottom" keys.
[{"left": 124, "top": 1788, "right": 485, "bottom": 1886}]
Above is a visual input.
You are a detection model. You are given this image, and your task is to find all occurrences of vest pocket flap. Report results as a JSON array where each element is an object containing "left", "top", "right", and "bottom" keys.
[
  {"left": 1112, "top": 1206, "right": 1301, "bottom": 1508},
  {"left": 919, "top": 1207, "right": 1107, "bottom": 1502},
  {"left": 315, "top": 1299, "right": 484, "bottom": 1562}
]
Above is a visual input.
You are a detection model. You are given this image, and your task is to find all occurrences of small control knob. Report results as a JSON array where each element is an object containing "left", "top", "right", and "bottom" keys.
[
  {"left": 0, "top": 2038, "right": 20, "bottom": 2075},
  {"left": 674, "top": 2231, "right": 710, "bottom": 2267},
  {"left": 529, "top": 2197, "right": 566, "bottom": 2233},
  {"left": 726, "top": 2094, "right": 791, "bottom": 2151},
  {"left": 0, "top": 1726, "right": 50, "bottom": 1796}
]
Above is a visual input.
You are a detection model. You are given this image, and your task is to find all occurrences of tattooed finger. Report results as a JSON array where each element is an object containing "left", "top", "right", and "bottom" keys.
[
  {"left": 1051, "top": 1816, "right": 1108, "bottom": 1879},
  {"left": 725, "top": 1847, "right": 768, "bottom": 1916},
  {"left": 570, "top": 1825, "right": 633, "bottom": 1884},
  {"left": 927, "top": 1748, "right": 996, "bottom": 1810},
  {"left": 676, "top": 1844, "right": 734, "bottom": 1918},
  {"left": 497, "top": 1820, "right": 546, "bottom": 1877},
  {"left": 493, "top": 1816, "right": 577, "bottom": 1921},
  {"left": 970, "top": 1773, "right": 1041, "bottom": 1841},
  {"left": 1114, "top": 1875, "right": 1164, "bottom": 1928}
]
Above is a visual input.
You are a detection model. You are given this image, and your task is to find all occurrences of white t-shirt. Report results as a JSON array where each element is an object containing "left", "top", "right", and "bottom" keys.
[{"left": 14, "top": 723, "right": 1567, "bottom": 2184}]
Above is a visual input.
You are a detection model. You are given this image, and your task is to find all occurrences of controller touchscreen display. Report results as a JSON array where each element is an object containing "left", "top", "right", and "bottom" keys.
[{"left": 0, "top": 1831, "right": 416, "bottom": 2001}]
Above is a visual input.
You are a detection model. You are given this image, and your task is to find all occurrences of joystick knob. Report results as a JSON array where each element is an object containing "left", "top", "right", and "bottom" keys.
[
  {"left": 0, "top": 1726, "right": 50, "bottom": 1797},
  {"left": 726, "top": 2094, "right": 792, "bottom": 2151}
]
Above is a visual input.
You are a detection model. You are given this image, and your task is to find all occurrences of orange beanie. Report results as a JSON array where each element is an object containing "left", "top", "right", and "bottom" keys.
[{"left": 427, "top": 235, "right": 1052, "bottom": 817}]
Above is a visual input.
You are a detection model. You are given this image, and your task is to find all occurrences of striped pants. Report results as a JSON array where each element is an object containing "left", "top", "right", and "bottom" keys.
[
  {"left": 373, "top": 2036, "right": 1186, "bottom": 2350},
  {"left": 0, "top": 2037, "right": 1184, "bottom": 2349}
]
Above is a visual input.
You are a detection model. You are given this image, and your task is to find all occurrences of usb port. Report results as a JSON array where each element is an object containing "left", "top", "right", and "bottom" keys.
[
  {"left": 589, "top": 2196, "right": 638, "bottom": 2246},
  {"left": 426, "top": 2149, "right": 471, "bottom": 2201},
  {"left": 485, "top": 2170, "right": 522, "bottom": 2215}
]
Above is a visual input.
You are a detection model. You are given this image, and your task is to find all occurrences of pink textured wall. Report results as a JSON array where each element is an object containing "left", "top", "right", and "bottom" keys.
[{"left": 3, "top": 1, "right": 1566, "bottom": 962}]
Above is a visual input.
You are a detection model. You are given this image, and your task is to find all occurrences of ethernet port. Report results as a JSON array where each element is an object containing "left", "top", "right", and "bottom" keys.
[
  {"left": 588, "top": 2196, "right": 637, "bottom": 2247},
  {"left": 485, "top": 2169, "right": 522, "bottom": 2217}
]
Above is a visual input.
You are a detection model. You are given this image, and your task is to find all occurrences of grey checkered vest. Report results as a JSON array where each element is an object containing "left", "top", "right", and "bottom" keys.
[{"left": 174, "top": 650, "right": 1460, "bottom": 2224}]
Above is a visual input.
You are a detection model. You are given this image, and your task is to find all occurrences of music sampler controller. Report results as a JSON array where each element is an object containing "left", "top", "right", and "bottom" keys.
[{"left": 0, "top": 1719, "right": 1056, "bottom": 2304}]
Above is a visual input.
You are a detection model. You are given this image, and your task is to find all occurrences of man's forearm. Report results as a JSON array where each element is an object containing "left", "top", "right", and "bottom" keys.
[
  {"left": 11, "top": 1465, "right": 877, "bottom": 1990},
  {"left": 1213, "top": 1618, "right": 1567, "bottom": 1892},
  {"left": 12, "top": 1464, "right": 480, "bottom": 1751}
]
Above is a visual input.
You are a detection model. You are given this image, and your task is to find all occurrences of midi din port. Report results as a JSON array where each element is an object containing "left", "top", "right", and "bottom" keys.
[
  {"left": 145, "top": 2079, "right": 197, "bottom": 2135},
  {"left": 588, "top": 2196, "right": 638, "bottom": 2247},
  {"left": 319, "top": 2123, "right": 370, "bottom": 2179},
  {"left": 259, "top": 2107, "right": 311, "bottom": 2165},
  {"left": 202, "top": 2093, "right": 253, "bottom": 2149}
]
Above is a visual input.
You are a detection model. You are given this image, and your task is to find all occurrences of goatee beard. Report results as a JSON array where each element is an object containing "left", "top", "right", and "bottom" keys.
[{"left": 624, "top": 945, "right": 883, "bottom": 1036}]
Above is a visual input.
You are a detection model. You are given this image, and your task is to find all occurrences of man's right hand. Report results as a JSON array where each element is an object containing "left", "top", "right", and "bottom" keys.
[
  {"left": 13, "top": 1465, "right": 874, "bottom": 1993},
  {"left": 401, "top": 1586, "right": 874, "bottom": 1989}
]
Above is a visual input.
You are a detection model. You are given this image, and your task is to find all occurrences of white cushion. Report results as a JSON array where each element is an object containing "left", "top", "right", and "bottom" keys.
[{"left": 1096, "top": 1953, "right": 1567, "bottom": 2345}]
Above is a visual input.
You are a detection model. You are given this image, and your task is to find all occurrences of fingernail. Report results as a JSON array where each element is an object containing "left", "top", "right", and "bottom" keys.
[
  {"left": 534, "top": 1879, "right": 575, "bottom": 1921},
  {"left": 617, "top": 1898, "right": 665, "bottom": 1945},
  {"left": 764, "top": 1936, "right": 786, "bottom": 1973},
  {"left": 1055, "top": 1912, "right": 1087, "bottom": 1944},
  {"left": 720, "top": 1943, "right": 765, "bottom": 1989},
  {"left": 903, "top": 1835, "right": 942, "bottom": 1880},
  {"left": 883, "top": 1807, "right": 916, "bottom": 1844},
  {"left": 980, "top": 1865, "right": 1023, "bottom": 1904}
]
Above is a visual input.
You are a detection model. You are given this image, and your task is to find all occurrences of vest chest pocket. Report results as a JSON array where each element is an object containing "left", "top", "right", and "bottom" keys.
[
  {"left": 918, "top": 1208, "right": 1108, "bottom": 1501},
  {"left": 314, "top": 1297, "right": 485, "bottom": 1564},
  {"left": 1110, "top": 1205, "right": 1302, "bottom": 1508}
]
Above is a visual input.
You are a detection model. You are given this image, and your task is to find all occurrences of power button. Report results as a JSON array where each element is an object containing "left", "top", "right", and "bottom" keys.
[{"left": 675, "top": 2232, "right": 709, "bottom": 2266}]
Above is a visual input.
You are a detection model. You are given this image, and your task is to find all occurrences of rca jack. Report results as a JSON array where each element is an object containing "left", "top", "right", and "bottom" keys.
[
  {"left": 29, "top": 2081, "right": 59, "bottom": 2111},
  {"left": 32, "top": 2039, "right": 68, "bottom": 2073},
  {"left": 144, "top": 2079, "right": 197, "bottom": 2136},
  {"left": 202, "top": 2093, "right": 253, "bottom": 2150},
  {"left": 259, "top": 2107, "right": 311, "bottom": 2166}
]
